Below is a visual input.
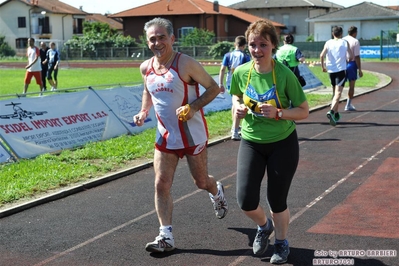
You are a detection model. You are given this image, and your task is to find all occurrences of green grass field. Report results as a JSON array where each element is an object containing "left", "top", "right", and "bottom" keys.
[
  {"left": 0, "top": 61, "right": 382, "bottom": 206},
  {"left": 0, "top": 63, "right": 378, "bottom": 96}
]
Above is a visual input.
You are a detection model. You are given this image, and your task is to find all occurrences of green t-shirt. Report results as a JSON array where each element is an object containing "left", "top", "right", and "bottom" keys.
[{"left": 230, "top": 60, "right": 307, "bottom": 144}]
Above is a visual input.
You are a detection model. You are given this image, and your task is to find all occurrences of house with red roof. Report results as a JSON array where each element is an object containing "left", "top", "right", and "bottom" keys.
[
  {"left": 0, "top": 0, "right": 88, "bottom": 53},
  {"left": 110, "top": 0, "right": 286, "bottom": 43},
  {"left": 0, "top": 0, "right": 122, "bottom": 54}
]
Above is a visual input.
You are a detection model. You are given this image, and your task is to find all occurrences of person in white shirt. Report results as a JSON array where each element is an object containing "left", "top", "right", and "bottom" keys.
[
  {"left": 320, "top": 26, "right": 354, "bottom": 126},
  {"left": 343, "top": 26, "right": 363, "bottom": 111},
  {"left": 24, "top": 38, "right": 44, "bottom": 95}
]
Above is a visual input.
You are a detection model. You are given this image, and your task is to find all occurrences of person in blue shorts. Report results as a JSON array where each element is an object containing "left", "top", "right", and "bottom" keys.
[
  {"left": 343, "top": 26, "right": 363, "bottom": 111},
  {"left": 219, "top": 35, "right": 251, "bottom": 140}
]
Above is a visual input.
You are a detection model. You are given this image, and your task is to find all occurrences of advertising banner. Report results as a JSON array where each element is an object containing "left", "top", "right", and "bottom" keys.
[
  {"left": 360, "top": 46, "right": 399, "bottom": 59},
  {"left": 0, "top": 141, "right": 13, "bottom": 163},
  {"left": 93, "top": 85, "right": 157, "bottom": 134},
  {"left": 0, "top": 90, "right": 129, "bottom": 158}
]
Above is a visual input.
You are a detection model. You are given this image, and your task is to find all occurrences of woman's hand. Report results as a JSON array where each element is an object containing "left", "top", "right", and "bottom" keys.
[
  {"left": 235, "top": 104, "right": 248, "bottom": 119},
  {"left": 258, "top": 103, "right": 277, "bottom": 119}
]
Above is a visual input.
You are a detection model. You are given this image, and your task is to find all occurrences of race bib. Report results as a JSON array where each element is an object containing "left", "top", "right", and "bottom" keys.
[{"left": 243, "top": 84, "right": 281, "bottom": 116}]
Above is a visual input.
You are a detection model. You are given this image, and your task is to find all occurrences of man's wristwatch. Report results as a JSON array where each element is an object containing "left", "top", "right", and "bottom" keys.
[{"left": 275, "top": 109, "right": 283, "bottom": 120}]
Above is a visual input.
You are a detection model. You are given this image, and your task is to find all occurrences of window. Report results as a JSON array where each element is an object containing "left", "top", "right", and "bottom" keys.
[
  {"left": 39, "top": 17, "right": 50, "bottom": 34},
  {"left": 73, "top": 18, "right": 84, "bottom": 34},
  {"left": 16, "top": 38, "right": 28, "bottom": 48},
  {"left": 178, "top": 27, "right": 194, "bottom": 40},
  {"left": 282, "top": 14, "right": 290, "bottom": 26},
  {"left": 269, "top": 15, "right": 275, "bottom": 21},
  {"left": 18, "top": 17, "right": 26, "bottom": 28}
]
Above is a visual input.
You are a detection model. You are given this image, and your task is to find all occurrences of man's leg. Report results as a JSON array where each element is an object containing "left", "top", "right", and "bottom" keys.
[
  {"left": 145, "top": 150, "right": 179, "bottom": 253},
  {"left": 345, "top": 80, "right": 356, "bottom": 111},
  {"left": 23, "top": 71, "right": 31, "bottom": 94},
  {"left": 186, "top": 147, "right": 217, "bottom": 194},
  {"left": 53, "top": 69, "right": 58, "bottom": 89},
  {"left": 231, "top": 102, "right": 241, "bottom": 140},
  {"left": 331, "top": 85, "right": 344, "bottom": 113},
  {"left": 186, "top": 147, "right": 228, "bottom": 219},
  {"left": 153, "top": 149, "right": 179, "bottom": 226},
  {"left": 41, "top": 68, "right": 47, "bottom": 90}
]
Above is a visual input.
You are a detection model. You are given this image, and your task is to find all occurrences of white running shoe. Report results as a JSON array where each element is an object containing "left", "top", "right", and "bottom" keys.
[
  {"left": 231, "top": 131, "right": 241, "bottom": 140},
  {"left": 209, "top": 181, "right": 228, "bottom": 219},
  {"left": 345, "top": 104, "right": 356, "bottom": 111},
  {"left": 145, "top": 234, "right": 175, "bottom": 253}
]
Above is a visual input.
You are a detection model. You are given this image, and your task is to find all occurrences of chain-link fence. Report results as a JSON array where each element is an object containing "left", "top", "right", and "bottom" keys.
[
  {"left": 62, "top": 46, "right": 216, "bottom": 61},
  {"left": 35, "top": 40, "right": 389, "bottom": 61}
]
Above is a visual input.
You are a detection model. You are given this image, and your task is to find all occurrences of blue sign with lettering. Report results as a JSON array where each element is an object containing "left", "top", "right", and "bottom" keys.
[{"left": 360, "top": 46, "right": 399, "bottom": 59}]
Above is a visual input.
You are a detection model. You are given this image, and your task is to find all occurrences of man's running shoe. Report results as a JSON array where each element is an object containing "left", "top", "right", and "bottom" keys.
[
  {"left": 231, "top": 131, "right": 241, "bottom": 140},
  {"left": 253, "top": 218, "right": 274, "bottom": 255},
  {"left": 270, "top": 242, "right": 290, "bottom": 264},
  {"left": 334, "top": 112, "right": 341, "bottom": 122},
  {"left": 209, "top": 181, "right": 228, "bottom": 219},
  {"left": 326, "top": 110, "right": 337, "bottom": 126},
  {"left": 145, "top": 234, "right": 175, "bottom": 253},
  {"left": 345, "top": 104, "right": 356, "bottom": 111}
]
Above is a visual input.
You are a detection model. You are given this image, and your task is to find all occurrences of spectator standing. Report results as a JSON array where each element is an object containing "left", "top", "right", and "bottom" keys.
[
  {"left": 43, "top": 42, "right": 60, "bottom": 91},
  {"left": 39, "top": 42, "right": 49, "bottom": 91},
  {"left": 275, "top": 34, "right": 306, "bottom": 86},
  {"left": 320, "top": 26, "right": 354, "bottom": 126},
  {"left": 229, "top": 19, "right": 309, "bottom": 264},
  {"left": 133, "top": 17, "right": 228, "bottom": 253},
  {"left": 343, "top": 26, "right": 363, "bottom": 111},
  {"left": 24, "top": 38, "right": 43, "bottom": 95},
  {"left": 219, "top": 35, "right": 251, "bottom": 140}
]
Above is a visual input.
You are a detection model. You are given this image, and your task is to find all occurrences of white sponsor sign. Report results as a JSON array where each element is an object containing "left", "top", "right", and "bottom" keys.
[
  {"left": 93, "top": 85, "right": 157, "bottom": 134},
  {"left": 0, "top": 90, "right": 129, "bottom": 158},
  {"left": 0, "top": 79, "right": 235, "bottom": 161},
  {"left": 0, "top": 141, "right": 13, "bottom": 163}
]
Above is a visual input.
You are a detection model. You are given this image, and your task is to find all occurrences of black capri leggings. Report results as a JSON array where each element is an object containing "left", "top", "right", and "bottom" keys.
[{"left": 236, "top": 130, "right": 299, "bottom": 213}]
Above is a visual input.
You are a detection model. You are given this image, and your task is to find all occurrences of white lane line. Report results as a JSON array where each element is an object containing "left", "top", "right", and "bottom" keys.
[
  {"left": 229, "top": 98, "right": 399, "bottom": 266},
  {"left": 33, "top": 173, "right": 236, "bottom": 266},
  {"left": 35, "top": 98, "right": 399, "bottom": 266},
  {"left": 229, "top": 135, "right": 399, "bottom": 266}
]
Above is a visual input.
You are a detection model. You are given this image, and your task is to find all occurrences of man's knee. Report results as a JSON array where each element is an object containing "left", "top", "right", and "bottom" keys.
[{"left": 193, "top": 175, "right": 211, "bottom": 190}]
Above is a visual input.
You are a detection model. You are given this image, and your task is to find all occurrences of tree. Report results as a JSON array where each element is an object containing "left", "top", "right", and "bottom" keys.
[
  {"left": 180, "top": 28, "right": 215, "bottom": 46},
  {"left": 65, "top": 22, "right": 138, "bottom": 51},
  {"left": 0, "top": 35, "right": 16, "bottom": 57},
  {"left": 208, "top": 41, "right": 234, "bottom": 59}
]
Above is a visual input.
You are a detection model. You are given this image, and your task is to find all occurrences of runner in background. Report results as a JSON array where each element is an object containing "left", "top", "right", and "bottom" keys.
[
  {"left": 343, "top": 26, "right": 363, "bottom": 111},
  {"left": 219, "top": 35, "right": 251, "bottom": 140}
]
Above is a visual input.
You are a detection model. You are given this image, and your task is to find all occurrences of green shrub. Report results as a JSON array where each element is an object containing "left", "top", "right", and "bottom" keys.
[
  {"left": 0, "top": 35, "right": 16, "bottom": 57},
  {"left": 208, "top": 41, "right": 234, "bottom": 59}
]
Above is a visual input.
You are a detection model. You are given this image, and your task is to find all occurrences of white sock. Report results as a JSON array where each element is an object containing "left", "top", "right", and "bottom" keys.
[
  {"left": 346, "top": 99, "right": 352, "bottom": 106},
  {"left": 159, "top": 225, "right": 173, "bottom": 237}
]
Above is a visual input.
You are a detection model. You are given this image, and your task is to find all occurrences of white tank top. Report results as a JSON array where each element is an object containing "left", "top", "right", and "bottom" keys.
[{"left": 145, "top": 52, "right": 208, "bottom": 149}]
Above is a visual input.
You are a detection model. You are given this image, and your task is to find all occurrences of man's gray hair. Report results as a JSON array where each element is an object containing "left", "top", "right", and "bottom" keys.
[{"left": 144, "top": 17, "right": 174, "bottom": 38}]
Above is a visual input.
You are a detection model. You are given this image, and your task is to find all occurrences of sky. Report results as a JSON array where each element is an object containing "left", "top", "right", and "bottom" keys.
[{"left": 61, "top": 0, "right": 399, "bottom": 14}]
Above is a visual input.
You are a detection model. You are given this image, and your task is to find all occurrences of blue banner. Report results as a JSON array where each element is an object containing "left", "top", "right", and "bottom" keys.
[{"left": 360, "top": 46, "right": 399, "bottom": 59}]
